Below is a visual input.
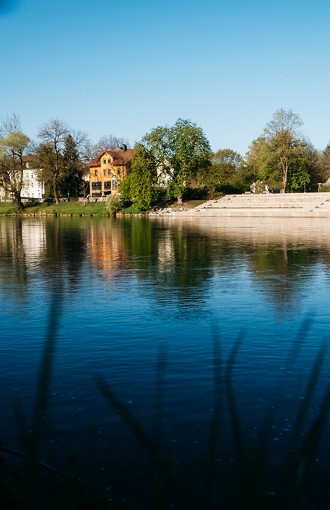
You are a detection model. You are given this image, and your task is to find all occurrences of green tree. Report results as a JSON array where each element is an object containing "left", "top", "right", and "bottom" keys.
[
  {"left": 306, "top": 145, "right": 322, "bottom": 191},
  {"left": 204, "top": 148, "right": 252, "bottom": 194},
  {"left": 140, "top": 118, "right": 211, "bottom": 203},
  {"left": 247, "top": 109, "right": 311, "bottom": 193},
  {"left": 318, "top": 145, "right": 330, "bottom": 186},
  {"left": 120, "top": 145, "right": 160, "bottom": 211},
  {"left": 0, "top": 115, "right": 30, "bottom": 211},
  {"left": 59, "top": 134, "right": 85, "bottom": 199}
]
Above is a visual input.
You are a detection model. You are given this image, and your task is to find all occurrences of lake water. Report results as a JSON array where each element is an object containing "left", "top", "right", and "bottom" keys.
[{"left": 1, "top": 215, "right": 330, "bottom": 508}]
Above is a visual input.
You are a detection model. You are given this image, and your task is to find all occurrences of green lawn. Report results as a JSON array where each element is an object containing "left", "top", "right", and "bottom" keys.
[
  {"left": 0, "top": 201, "right": 109, "bottom": 216},
  {"left": 0, "top": 199, "right": 207, "bottom": 216}
]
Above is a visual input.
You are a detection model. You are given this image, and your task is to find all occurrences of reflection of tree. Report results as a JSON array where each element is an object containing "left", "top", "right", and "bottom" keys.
[
  {"left": 3, "top": 215, "right": 330, "bottom": 317},
  {"left": 0, "top": 217, "right": 87, "bottom": 302},
  {"left": 245, "top": 241, "right": 319, "bottom": 312},
  {"left": 119, "top": 218, "right": 216, "bottom": 309},
  {"left": 149, "top": 217, "right": 330, "bottom": 315},
  {"left": 0, "top": 218, "right": 28, "bottom": 301},
  {"left": 43, "top": 218, "right": 86, "bottom": 289}
]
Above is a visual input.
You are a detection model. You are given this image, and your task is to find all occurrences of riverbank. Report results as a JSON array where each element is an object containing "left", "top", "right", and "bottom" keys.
[
  {"left": 0, "top": 201, "right": 111, "bottom": 216},
  {"left": 0, "top": 200, "right": 203, "bottom": 217},
  {"left": 2, "top": 192, "right": 330, "bottom": 218}
]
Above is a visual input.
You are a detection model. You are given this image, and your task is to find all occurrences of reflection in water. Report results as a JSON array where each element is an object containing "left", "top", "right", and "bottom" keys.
[
  {"left": 2, "top": 216, "right": 330, "bottom": 313},
  {"left": 151, "top": 216, "right": 330, "bottom": 313},
  {"left": 1, "top": 217, "right": 330, "bottom": 507},
  {"left": 0, "top": 218, "right": 29, "bottom": 291},
  {"left": 88, "top": 219, "right": 132, "bottom": 276}
]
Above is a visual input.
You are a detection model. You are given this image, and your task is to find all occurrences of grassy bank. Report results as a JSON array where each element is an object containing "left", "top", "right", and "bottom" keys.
[
  {"left": 0, "top": 201, "right": 110, "bottom": 216},
  {"left": 0, "top": 199, "right": 207, "bottom": 217}
]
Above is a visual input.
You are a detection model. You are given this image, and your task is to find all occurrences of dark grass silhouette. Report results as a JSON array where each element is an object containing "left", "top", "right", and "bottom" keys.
[
  {"left": 96, "top": 319, "right": 330, "bottom": 509},
  {"left": 1, "top": 306, "right": 329, "bottom": 509}
]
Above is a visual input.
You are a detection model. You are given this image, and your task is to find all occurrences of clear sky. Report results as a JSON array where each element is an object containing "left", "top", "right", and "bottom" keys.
[{"left": 1, "top": 0, "right": 330, "bottom": 155}]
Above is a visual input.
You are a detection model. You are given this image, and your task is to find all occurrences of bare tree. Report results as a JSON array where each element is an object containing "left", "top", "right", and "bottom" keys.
[
  {"left": 86, "top": 134, "right": 130, "bottom": 160},
  {"left": 71, "top": 130, "right": 91, "bottom": 161},
  {"left": 36, "top": 119, "right": 69, "bottom": 203},
  {"left": 0, "top": 114, "right": 30, "bottom": 211},
  {"left": 263, "top": 108, "right": 303, "bottom": 139}
]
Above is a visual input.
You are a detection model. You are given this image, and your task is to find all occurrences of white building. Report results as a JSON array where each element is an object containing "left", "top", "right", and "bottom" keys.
[
  {"left": 21, "top": 156, "right": 44, "bottom": 200},
  {"left": 0, "top": 156, "right": 44, "bottom": 202}
]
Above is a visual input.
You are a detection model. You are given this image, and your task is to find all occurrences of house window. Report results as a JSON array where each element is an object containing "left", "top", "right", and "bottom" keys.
[
  {"left": 112, "top": 176, "right": 117, "bottom": 191},
  {"left": 108, "top": 159, "right": 111, "bottom": 164},
  {"left": 103, "top": 159, "right": 106, "bottom": 164},
  {"left": 94, "top": 170, "right": 98, "bottom": 176},
  {"left": 104, "top": 181, "right": 111, "bottom": 190},
  {"left": 92, "top": 181, "right": 102, "bottom": 190},
  {"left": 104, "top": 170, "right": 107, "bottom": 176},
  {"left": 108, "top": 169, "right": 111, "bottom": 176}
]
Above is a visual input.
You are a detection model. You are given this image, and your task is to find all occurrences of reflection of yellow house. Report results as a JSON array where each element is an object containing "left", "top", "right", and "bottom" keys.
[
  {"left": 89, "top": 146, "right": 135, "bottom": 198},
  {"left": 88, "top": 222, "right": 132, "bottom": 277}
]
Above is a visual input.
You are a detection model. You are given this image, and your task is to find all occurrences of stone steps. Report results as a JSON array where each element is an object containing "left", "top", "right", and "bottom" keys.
[{"left": 187, "top": 193, "right": 330, "bottom": 218}]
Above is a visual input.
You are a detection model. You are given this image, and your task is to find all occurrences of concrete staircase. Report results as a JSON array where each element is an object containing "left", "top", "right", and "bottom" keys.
[{"left": 188, "top": 192, "right": 330, "bottom": 218}]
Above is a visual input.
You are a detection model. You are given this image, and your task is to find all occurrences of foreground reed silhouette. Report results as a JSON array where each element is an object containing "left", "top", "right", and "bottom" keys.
[
  {"left": 1, "top": 305, "right": 329, "bottom": 509},
  {"left": 97, "top": 320, "right": 330, "bottom": 510}
]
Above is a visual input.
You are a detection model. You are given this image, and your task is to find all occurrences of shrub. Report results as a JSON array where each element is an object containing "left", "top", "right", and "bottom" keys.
[{"left": 105, "top": 194, "right": 123, "bottom": 216}]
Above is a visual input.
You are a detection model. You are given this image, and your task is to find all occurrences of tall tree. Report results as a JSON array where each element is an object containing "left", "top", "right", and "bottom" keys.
[
  {"left": 247, "top": 109, "right": 311, "bottom": 193},
  {"left": 36, "top": 121, "right": 89, "bottom": 202},
  {"left": 319, "top": 145, "right": 330, "bottom": 183},
  {"left": 263, "top": 108, "right": 303, "bottom": 138},
  {"left": 0, "top": 115, "right": 30, "bottom": 211},
  {"left": 141, "top": 118, "right": 211, "bottom": 203},
  {"left": 120, "top": 145, "right": 159, "bottom": 211},
  {"left": 59, "top": 134, "right": 85, "bottom": 198},
  {"left": 36, "top": 119, "right": 69, "bottom": 203}
]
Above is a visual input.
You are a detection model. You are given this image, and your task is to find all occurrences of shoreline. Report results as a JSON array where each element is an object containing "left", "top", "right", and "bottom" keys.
[
  {"left": 150, "top": 192, "right": 330, "bottom": 218},
  {"left": 2, "top": 192, "right": 330, "bottom": 218}
]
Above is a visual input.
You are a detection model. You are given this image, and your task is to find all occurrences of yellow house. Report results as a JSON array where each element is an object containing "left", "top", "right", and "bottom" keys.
[{"left": 89, "top": 147, "right": 135, "bottom": 198}]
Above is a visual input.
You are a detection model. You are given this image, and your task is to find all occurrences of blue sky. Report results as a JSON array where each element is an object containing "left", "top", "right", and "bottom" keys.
[{"left": 1, "top": 0, "right": 330, "bottom": 155}]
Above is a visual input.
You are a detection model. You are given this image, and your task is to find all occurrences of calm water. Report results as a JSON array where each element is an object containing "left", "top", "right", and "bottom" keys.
[{"left": 1, "top": 215, "right": 330, "bottom": 508}]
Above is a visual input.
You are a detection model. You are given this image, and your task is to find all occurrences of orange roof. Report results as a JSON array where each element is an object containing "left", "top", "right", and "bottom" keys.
[{"left": 89, "top": 149, "right": 135, "bottom": 167}]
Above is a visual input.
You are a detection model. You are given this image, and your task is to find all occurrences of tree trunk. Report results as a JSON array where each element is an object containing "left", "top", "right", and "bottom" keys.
[
  {"left": 281, "top": 162, "right": 288, "bottom": 193},
  {"left": 14, "top": 191, "right": 23, "bottom": 212},
  {"left": 53, "top": 176, "right": 60, "bottom": 204}
]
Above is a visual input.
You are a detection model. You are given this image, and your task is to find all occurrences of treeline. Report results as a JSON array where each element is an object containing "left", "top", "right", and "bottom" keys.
[
  {"left": 1, "top": 110, "right": 330, "bottom": 212},
  {"left": 0, "top": 116, "right": 128, "bottom": 211},
  {"left": 122, "top": 110, "right": 330, "bottom": 211}
]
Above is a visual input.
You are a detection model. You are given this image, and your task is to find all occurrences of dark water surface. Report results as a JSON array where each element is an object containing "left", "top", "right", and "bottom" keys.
[{"left": 1, "top": 215, "right": 330, "bottom": 508}]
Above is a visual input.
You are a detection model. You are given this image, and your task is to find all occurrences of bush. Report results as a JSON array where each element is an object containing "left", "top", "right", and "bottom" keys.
[
  {"left": 182, "top": 187, "right": 208, "bottom": 201},
  {"left": 105, "top": 194, "right": 123, "bottom": 216}
]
